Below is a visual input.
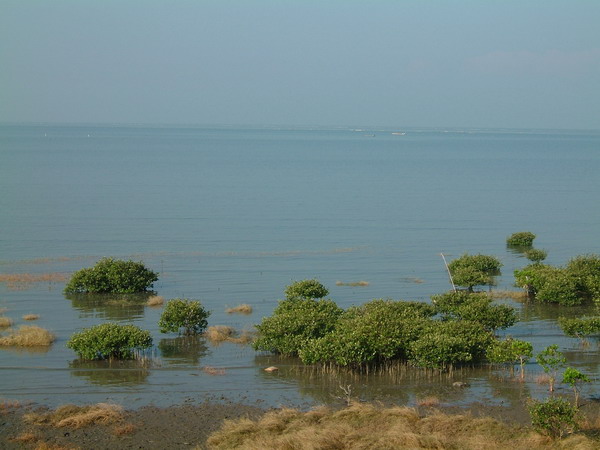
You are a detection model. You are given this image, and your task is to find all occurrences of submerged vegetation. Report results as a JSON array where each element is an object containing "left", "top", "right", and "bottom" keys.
[{"left": 64, "top": 258, "right": 158, "bottom": 294}]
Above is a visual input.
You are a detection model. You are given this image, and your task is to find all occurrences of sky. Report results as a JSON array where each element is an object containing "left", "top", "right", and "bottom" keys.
[{"left": 1, "top": 1, "right": 599, "bottom": 129}]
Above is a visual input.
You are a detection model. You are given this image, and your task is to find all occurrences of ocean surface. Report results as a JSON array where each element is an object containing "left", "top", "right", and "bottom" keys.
[{"left": 1, "top": 124, "right": 599, "bottom": 409}]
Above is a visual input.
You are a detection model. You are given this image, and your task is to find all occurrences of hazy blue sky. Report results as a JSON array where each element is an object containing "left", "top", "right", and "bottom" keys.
[{"left": 1, "top": 1, "right": 599, "bottom": 129}]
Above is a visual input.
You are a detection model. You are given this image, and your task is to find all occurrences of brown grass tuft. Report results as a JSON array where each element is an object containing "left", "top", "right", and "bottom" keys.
[
  {"left": 25, "top": 403, "right": 124, "bottom": 429},
  {"left": 203, "top": 366, "right": 226, "bottom": 376},
  {"left": 23, "top": 314, "right": 40, "bottom": 321},
  {"left": 204, "top": 326, "right": 253, "bottom": 346},
  {"left": 146, "top": 295, "right": 164, "bottom": 307},
  {"left": 416, "top": 396, "right": 440, "bottom": 408},
  {"left": 113, "top": 423, "right": 137, "bottom": 435},
  {"left": 225, "top": 304, "right": 253, "bottom": 314},
  {"left": 10, "top": 432, "right": 39, "bottom": 443},
  {"left": 0, "top": 316, "right": 13, "bottom": 328},
  {"left": 489, "top": 290, "right": 528, "bottom": 301},
  {"left": 0, "top": 325, "right": 55, "bottom": 346},
  {"left": 207, "top": 402, "right": 600, "bottom": 450},
  {"left": 335, "top": 280, "right": 370, "bottom": 287},
  {"left": 33, "top": 442, "right": 74, "bottom": 450}
]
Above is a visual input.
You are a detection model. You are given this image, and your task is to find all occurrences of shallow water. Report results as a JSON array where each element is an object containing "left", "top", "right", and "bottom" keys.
[{"left": 1, "top": 125, "right": 599, "bottom": 408}]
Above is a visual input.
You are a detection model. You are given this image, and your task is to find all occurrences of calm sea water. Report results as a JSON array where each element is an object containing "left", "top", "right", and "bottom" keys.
[{"left": 1, "top": 124, "right": 599, "bottom": 408}]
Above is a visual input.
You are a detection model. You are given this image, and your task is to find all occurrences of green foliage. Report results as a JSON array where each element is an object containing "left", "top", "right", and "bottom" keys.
[
  {"left": 514, "top": 264, "right": 582, "bottom": 306},
  {"left": 253, "top": 298, "right": 343, "bottom": 356},
  {"left": 486, "top": 338, "right": 533, "bottom": 378},
  {"left": 158, "top": 299, "right": 210, "bottom": 335},
  {"left": 566, "top": 254, "right": 600, "bottom": 302},
  {"left": 432, "top": 291, "right": 517, "bottom": 332},
  {"left": 407, "top": 321, "right": 493, "bottom": 369},
  {"left": 448, "top": 254, "right": 502, "bottom": 291},
  {"left": 558, "top": 317, "right": 600, "bottom": 339},
  {"left": 298, "top": 299, "right": 435, "bottom": 366},
  {"left": 66, "top": 322, "right": 152, "bottom": 360},
  {"left": 284, "top": 279, "right": 329, "bottom": 300},
  {"left": 528, "top": 397, "right": 578, "bottom": 438},
  {"left": 525, "top": 249, "right": 548, "bottom": 263},
  {"left": 536, "top": 345, "right": 567, "bottom": 392},
  {"left": 562, "top": 367, "right": 590, "bottom": 407},
  {"left": 64, "top": 258, "right": 159, "bottom": 294},
  {"left": 507, "top": 231, "right": 536, "bottom": 247}
]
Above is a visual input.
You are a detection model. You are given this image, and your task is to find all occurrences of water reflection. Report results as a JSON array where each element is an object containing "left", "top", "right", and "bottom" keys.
[
  {"left": 0, "top": 345, "right": 52, "bottom": 355},
  {"left": 70, "top": 359, "right": 151, "bottom": 386},
  {"left": 66, "top": 292, "right": 153, "bottom": 320},
  {"left": 158, "top": 336, "right": 209, "bottom": 366},
  {"left": 519, "top": 300, "right": 600, "bottom": 322},
  {"left": 253, "top": 356, "right": 538, "bottom": 407}
]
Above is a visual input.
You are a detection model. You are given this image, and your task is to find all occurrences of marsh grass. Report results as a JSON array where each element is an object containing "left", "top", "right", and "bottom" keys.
[
  {"left": 335, "top": 280, "right": 370, "bottom": 287},
  {"left": 146, "top": 295, "right": 164, "bottom": 307},
  {"left": 207, "top": 402, "right": 598, "bottom": 449},
  {"left": 24, "top": 403, "right": 124, "bottom": 429},
  {"left": 0, "top": 325, "right": 55, "bottom": 347},
  {"left": 0, "top": 399, "right": 21, "bottom": 415},
  {"left": 0, "top": 273, "right": 68, "bottom": 290},
  {"left": 113, "top": 423, "right": 137, "bottom": 435},
  {"left": 9, "top": 431, "right": 38, "bottom": 443},
  {"left": 225, "top": 304, "right": 253, "bottom": 314},
  {"left": 205, "top": 326, "right": 254, "bottom": 346},
  {"left": 0, "top": 316, "right": 13, "bottom": 328},
  {"left": 23, "top": 314, "right": 40, "bottom": 321},
  {"left": 489, "top": 290, "right": 528, "bottom": 301}
]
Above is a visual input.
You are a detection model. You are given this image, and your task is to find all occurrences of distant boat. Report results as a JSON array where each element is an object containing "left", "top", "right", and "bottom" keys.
[{"left": 392, "top": 132, "right": 406, "bottom": 136}]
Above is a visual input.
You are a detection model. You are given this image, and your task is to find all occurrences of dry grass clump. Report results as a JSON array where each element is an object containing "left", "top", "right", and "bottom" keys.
[
  {"left": 0, "top": 325, "right": 55, "bottom": 346},
  {"left": 1, "top": 399, "right": 21, "bottom": 415},
  {"left": 416, "top": 396, "right": 440, "bottom": 408},
  {"left": 205, "top": 326, "right": 253, "bottom": 346},
  {"left": 23, "top": 314, "right": 40, "bottom": 321},
  {"left": 146, "top": 295, "right": 164, "bottom": 307},
  {"left": 24, "top": 403, "right": 124, "bottom": 429},
  {"left": 0, "top": 316, "right": 13, "bottom": 328},
  {"left": 226, "top": 304, "right": 253, "bottom": 314},
  {"left": 207, "top": 402, "right": 599, "bottom": 449},
  {"left": 113, "top": 423, "right": 137, "bottom": 435},
  {"left": 0, "top": 273, "right": 69, "bottom": 290},
  {"left": 203, "top": 366, "right": 226, "bottom": 376},
  {"left": 489, "top": 290, "right": 528, "bottom": 301},
  {"left": 336, "top": 280, "right": 370, "bottom": 287},
  {"left": 9, "top": 432, "right": 39, "bottom": 443}
]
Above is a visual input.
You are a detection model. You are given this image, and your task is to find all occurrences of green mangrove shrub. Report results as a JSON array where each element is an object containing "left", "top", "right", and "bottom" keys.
[
  {"left": 253, "top": 297, "right": 343, "bottom": 356},
  {"left": 159, "top": 299, "right": 210, "bottom": 335},
  {"left": 486, "top": 337, "right": 533, "bottom": 379},
  {"left": 284, "top": 279, "right": 329, "bottom": 300},
  {"left": 536, "top": 345, "right": 567, "bottom": 392},
  {"left": 528, "top": 397, "right": 578, "bottom": 438},
  {"left": 407, "top": 320, "right": 493, "bottom": 370},
  {"left": 67, "top": 322, "right": 152, "bottom": 360},
  {"left": 432, "top": 291, "right": 517, "bottom": 332},
  {"left": 64, "top": 258, "right": 159, "bottom": 294},
  {"left": 298, "top": 299, "right": 436, "bottom": 367},
  {"left": 507, "top": 231, "right": 536, "bottom": 247},
  {"left": 525, "top": 248, "right": 548, "bottom": 263},
  {"left": 514, "top": 264, "right": 581, "bottom": 305},
  {"left": 566, "top": 254, "right": 600, "bottom": 302},
  {"left": 558, "top": 317, "right": 600, "bottom": 341},
  {"left": 562, "top": 367, "right": 590, "bottom": 408},
  {"left": 447, "top": 254, "right": 502, "bottom": 291}
]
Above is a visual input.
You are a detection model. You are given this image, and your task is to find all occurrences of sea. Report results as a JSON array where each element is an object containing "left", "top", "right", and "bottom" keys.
[{"left": 1, "top": 124, "right": 599, "bottom": 409}]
